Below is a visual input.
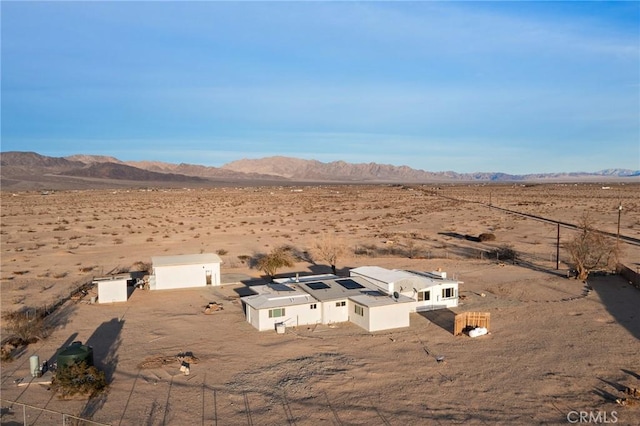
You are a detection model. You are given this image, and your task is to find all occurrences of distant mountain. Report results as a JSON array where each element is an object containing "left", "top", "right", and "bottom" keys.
[
  {"left": 222, "top": 156, "right": 640, "bottom": 182},
  {"left": 123, "top": 160, "right": 281, "bottom": 180},
  {"left": 65, "top": 154, "right": 124, "bottom": 164},
  {"left": 1, "top": 151, "right": 638, "bottom": 190},
  {"left": 61, "top": 162, "right": 205, "bottom": 182},
  {"left": 221, "top": 156, "right": 460, "bottom": 181},
  {"left": 1, "top": 151, "right": 84, "bottom": 169}
]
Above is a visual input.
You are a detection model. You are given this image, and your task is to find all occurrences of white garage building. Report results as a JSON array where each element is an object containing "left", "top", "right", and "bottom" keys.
[
  {"left": 150, "top": 253, "right": 222, "bottom": 290},
  {"left": 93, "top": 273, "right": 130, "bottom": 304}
]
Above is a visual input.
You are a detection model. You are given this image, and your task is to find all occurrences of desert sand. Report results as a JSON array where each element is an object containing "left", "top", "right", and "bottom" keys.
[{"left": 1, "top": 183, "right": 639, "bottom": 425}]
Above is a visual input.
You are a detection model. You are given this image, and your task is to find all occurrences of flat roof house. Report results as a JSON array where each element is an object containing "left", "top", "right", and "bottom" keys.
[
  {"left": 242, "top": 274, "right": 415, "bottom": 333},
  {"left": 350, "top": 266, "right": 459, "bottom": 312},
  {"left": 149, "top": 253, "right": 222, "bottom": 290}
]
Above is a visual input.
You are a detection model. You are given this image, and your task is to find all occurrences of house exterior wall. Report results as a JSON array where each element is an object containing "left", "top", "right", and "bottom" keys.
[
  {"left": 321, "top": 299, "right": 349, "bottom": 324},
  {"left": 153, "top": 262, "right": 220, "bottom": 290},
  {"left": 368, "top": 303, "right": 412, "bottom": 331},
  {"left": 250, "top": 302, "right": 321, "bottom": 331},
  {"left": 97, "top": 279, "right": 128, "bottom": 304},
  {"left": 416, "top": 284, "right": 458, "bottom": 311},
  {"left": 348, "top": 301, "right": 369, "bottom": 330},
  {"left": 349, "top": 301, "right": 412, "bottom": 332}
]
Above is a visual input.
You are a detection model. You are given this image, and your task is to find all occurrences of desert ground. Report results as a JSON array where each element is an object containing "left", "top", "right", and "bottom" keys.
[{"left": 1, "top": 183, "right": 639, "bottom": 425}]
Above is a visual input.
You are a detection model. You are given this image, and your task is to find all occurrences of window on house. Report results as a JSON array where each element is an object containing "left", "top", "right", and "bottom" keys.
[
  {"left": 442, "top": 288, "right": 455, "bottom": 299},
  {"left": 310, "top": 304, "right": 317, "bottom": 310},
  {"left": 417, "top": 290, "right": 430, "bottom": 301},
  {"left": 268, "top": 308, "right": 286, "bottom": 318},
  {"left": 354, "top": 304, "right": 364, "bottom": 316},
  {"left": 335, "top": 301, "right": 346, "bottom": 307}
]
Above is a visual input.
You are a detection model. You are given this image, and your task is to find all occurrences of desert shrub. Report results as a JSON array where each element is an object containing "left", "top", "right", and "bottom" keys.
[
  {"left": 565, "top": 214, "right": 618, "bottom": 280},
  {"left": 478, "top": 233, "right": 496, "bottom": 242},
  {"left": 237, "top": 255, "right": 251, "bottom": 264},
  {"left": 255, "top": 246, "right": 295, "bottom": 277},
  {"left": 489, "top": 245, "right": 518, "bottom": 262},
  {"left": 2, "top": 308, "right": 51, "bottom": 347},
  {"left": 354, "top": 244, "right": 377, "bottom": 257},
  {"left": 51, "top": 362, "right": 107, "bottom": 399},
  {"left": 132, "top": 261, "right": 151, "bottom": 272},
  {"left": 216, "top": 249, "right": 228, "bottom": 256}
]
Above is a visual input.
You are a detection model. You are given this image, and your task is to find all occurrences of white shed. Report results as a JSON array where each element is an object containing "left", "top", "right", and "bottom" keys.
[
  {"left": 93, "top": 274, "right": 130, "bottom": 304},
  {"left": 150, "top": 253, "right": 222, "bottom": 290}
]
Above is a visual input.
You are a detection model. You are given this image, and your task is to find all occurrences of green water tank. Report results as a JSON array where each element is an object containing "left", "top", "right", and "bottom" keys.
[{"left": 56, "top": 341, "right": 94, "bottom": 369}]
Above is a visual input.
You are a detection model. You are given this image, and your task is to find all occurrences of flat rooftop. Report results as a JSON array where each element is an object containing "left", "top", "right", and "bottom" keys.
[{"left": 152, "top": 253, "right": 222, "bottom": 267}]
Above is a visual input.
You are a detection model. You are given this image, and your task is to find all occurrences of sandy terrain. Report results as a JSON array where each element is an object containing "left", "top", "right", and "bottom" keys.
[{"left": 1, "top": 183, "right": 639, "bottom": 424}]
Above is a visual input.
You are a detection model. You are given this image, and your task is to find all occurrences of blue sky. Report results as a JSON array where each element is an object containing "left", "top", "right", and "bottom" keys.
[{"left": 2, "top": 1, "right": 638, "bottom": 174}]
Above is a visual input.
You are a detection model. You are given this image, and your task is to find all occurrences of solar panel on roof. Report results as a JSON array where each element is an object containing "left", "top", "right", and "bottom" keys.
[
  {"left": 306, "top": 282, "right": 330, "bottom": 290},
  {"left": 268, "top": 283, "right": 295, "bottom": 292},
  {"left": 335, "top": 279, "right": 364, "bottom": 290}
]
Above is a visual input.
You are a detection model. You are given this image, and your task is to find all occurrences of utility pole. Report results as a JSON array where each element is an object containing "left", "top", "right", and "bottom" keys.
[
  {"left": 617, "top": 202, "right": 623, "bottom": 251},
  {"left": 556, "top": 222, "right": 560, "bottom": 270}
]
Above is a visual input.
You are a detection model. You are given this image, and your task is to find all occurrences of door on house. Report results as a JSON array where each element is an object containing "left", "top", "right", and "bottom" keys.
[{"left": 205, "top": 270, "right": 212, "bottom": 285}]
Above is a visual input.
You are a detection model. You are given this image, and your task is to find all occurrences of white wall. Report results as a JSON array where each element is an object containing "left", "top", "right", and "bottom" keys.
[
  {"left": 97, "top": 279, "right": 128, "bottom": 304},
  {"left": 321, "top": 299, "right": 349, "bottom": 324},
  {"left": 348, "top": 301, "right": 368, "bottom": 330},
  {"left": 427, "top": 284, "right": 458, "bottom": 311},
  {"left": 368, "top": 303, "right": 412, "bottom": 331},
  {"left": 249, "top": 302, "right": 322, "bottom": 331},
  {"left": 349, "top": 301, "right": 411, "bottom": 332},
  {"left": 154, "top": 262, "right": 220, "bottom": 290}
]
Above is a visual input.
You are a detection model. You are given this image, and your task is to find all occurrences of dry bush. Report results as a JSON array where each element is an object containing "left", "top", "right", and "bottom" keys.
[
  {"left": 132, "top": 261, "right": 151, "bottom": 272},
  {"left": 216, "top": 249, "right": 228, "bottom": 256},
  {"left": 2, "top": 308, "right": 51, "bottom": 349},
  {"left": 255, "top": 246, "right": 295, "bottom": 277},
  {"left": 565, "top": 214, "right": 618, "bottom": 280},
  {"left": 478, "top": 233, "right": 496, "bottom": 242},
  {"left": 488, "top": 245, "right": 518, "bottom": 262},
  {"left": 51, "top": 362, "right": 107, "bottom": 399},
  {"left": 310, "top": 233, "right": 346, "bottom": 274}
]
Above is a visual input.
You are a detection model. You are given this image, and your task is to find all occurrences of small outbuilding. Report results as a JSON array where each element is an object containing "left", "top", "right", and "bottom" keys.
[
  {"left": 150, "top": 253, "right": 222, "bottom": 290},
  {"left": 93, "top": 274, "right": 130, "bottom": 304}
]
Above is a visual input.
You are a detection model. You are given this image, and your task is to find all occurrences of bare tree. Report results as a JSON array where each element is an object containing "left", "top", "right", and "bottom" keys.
[
  {"left": 256, "top": 246, "right": 295, "bottom": 278},
  {"left": 566, "top": 214, "right": 618, "bottom": 281},
  {"left": 311, "top": 233, "right": 346, "bottom": 275}
]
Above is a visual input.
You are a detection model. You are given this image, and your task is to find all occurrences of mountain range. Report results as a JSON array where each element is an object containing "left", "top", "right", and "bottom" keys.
[{"left": 0, "top": 151, "right": 637, "bottom": 190}]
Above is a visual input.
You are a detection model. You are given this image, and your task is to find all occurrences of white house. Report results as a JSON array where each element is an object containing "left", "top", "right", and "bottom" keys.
[
  {"left": 150, "top": 253, "right": 222, "bottom": 290},
  {"left": 242, "top": 283, "right": 320, "bottom": 331},
  {"left": 93, "top": 274, "right": 130, "bottom": 304},
  {"left": 242, "top": 274, "right": 415, "bottom": 333},
  {"left": 350, "top": 266, "right": 459, "bottom": 312}
]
